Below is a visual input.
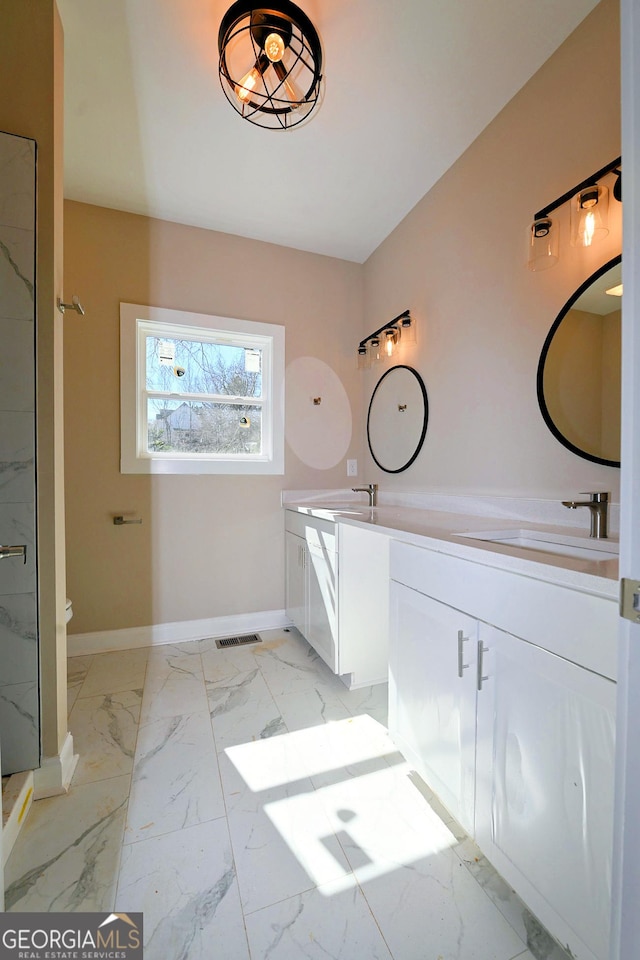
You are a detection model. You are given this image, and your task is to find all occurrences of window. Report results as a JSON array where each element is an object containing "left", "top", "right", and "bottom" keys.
[{"left": 120, "top": 303, "right": 284, "bottom": 474}]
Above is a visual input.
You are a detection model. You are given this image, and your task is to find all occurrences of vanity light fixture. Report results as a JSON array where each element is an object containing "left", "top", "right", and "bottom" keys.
[
  {"left": 218, "top": 0, "right": 323, "bottom": 130},
  {"left": 357, "top": 310, "right": 415, "bottom": 368},
  {"left": 527, "top": 156, "right": 621, "bottom": 271},
  {"left": 570, "top": 183, "right": 609, "bottom": 247}
]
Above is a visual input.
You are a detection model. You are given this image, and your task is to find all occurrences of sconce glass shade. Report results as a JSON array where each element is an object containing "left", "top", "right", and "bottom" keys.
[
  {"left": 570, "top": 183, "right": 609, "bottom": 247},
  {"left": 357, "top": 345, "right": 370, "bottom": 370},
  {"left": 384, "top": 328, "right": 397, "bottom": 359},
  {"left": 218, "top": 0, "right": 323, "bottom": 130},
  {"left": 528, "top": 217, "right": 559, "bottom": 272},
  {"left": 399, "top": 313, "right": 416, "bottom": 344},
  {"left": 369, "top": 337, "right": 382, "bottom": 363}
]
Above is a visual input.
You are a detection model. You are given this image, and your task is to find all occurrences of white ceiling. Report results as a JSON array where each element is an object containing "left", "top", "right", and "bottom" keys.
[{"left": 57, "top": 0, "right": 600, "bottom": 263}]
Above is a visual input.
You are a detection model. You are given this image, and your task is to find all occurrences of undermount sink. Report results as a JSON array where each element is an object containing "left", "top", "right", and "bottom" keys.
[
  {"left": 299, "top": 503, "right": 373, "bottom": 517},
  {"left": 458, "top": 528, "right": 619, "bottom": 562}
]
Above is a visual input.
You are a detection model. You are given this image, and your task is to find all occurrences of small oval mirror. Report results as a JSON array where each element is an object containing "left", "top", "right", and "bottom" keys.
[
  {"left": 537, "top": 255, "right": 621, "bottom": 468},
  {"left": 367, "top": 365, "right": 428, "bottom": 473}
]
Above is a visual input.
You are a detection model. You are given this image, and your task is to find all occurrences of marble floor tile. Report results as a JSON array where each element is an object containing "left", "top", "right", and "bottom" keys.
[
  {"left": 287, "top": 714, "right": 402, "bottom": 790},
  {"left": 69, "top": 689, "right": 142, "bottom": 785},
  {"left": 5, "top": 629, "right": 565, "bottom": 960},
  {"left": 252, "top": 629, "right": 335, "bottom": 697},
  {"left": 335, "top": 681, "right": 389, "bottom": 726},
  {"left": 271, "top": 682, "right": 353, "bottom": 732},
  {"left": 67, "top": 655, "right": 93, "bottom": 714},
  {"left": 219, "top": 747, "right": 352, "bottom": 914},
  {"left": 357, "top": 853, "right": 525, "bottom": 960},
  {"left": 453, "top": 838, "right": 572, "bottom": 960},
  {"left": 140, "top": 648, "right": 209, "bottom": 722},
  {"left": 200, "top": 643, "right": 263, "bottom": 684},
  {"left": 244, "top": 879, "right": 394, "bottom": 960},
  {"left": 206, "top": 667, "right": 286, "bottom": 750},
  {"left": 4, "top": 774, "right": 130, "bottom": 912},
  {"left": 116, "top": 818, "right": 249, "bottom": 960},
  {"left": 79, "top": 647, "right": 148, "bottom": 697},
  {"left": 314, "top": 764, "right": 524, "bottom": 960},
  {"left": 125, "top": 709, "right": 224, "bottom": 844}
]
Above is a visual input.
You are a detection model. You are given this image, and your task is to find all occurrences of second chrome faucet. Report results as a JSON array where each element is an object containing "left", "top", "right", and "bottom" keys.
[
  {"left": 562, "top": 491, "right": 609, "bottom": 539},
  {"left": 352, "top": 483, "right": 378, "bottom": 507}
]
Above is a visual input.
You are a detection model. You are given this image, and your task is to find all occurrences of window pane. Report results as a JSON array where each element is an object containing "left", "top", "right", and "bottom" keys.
[
  {"left": 147, "top": 400, "right": 263, "bottom": 455},
  {"left": 145, "top": 337, "right": 262, "bottom": 398}
]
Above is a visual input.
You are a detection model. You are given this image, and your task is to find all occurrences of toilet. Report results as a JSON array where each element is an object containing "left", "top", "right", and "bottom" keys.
[{"left": 65, "top": 598, "right": 73, "bottom": 623}]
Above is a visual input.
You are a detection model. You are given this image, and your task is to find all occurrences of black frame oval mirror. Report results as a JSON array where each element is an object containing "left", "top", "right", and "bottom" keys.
[
  {"left": 537, "top": 255, "right": 621, "bottom": 468},
  {"left": 367, "top": 365, "right": 428, "bottom": 473}
]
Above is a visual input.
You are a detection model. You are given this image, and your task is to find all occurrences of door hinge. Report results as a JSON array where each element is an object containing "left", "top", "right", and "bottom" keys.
[{"left": 620, "top": 578, "right": 640, "bottom": 623}]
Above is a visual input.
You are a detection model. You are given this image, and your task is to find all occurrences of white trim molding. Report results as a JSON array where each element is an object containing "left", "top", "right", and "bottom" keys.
[
  {"left": 33, "top": 732, "right": 79, "bottom": 800},
  {"left": 67, "top": 609, "right": 292, "bottom": 657}
]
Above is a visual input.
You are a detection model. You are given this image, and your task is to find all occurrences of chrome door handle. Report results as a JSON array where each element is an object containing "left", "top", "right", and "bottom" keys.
[
  {"left": 457, "top": 630, "right": 470, "bottom": 678},
  {"left": 477, "top": 640, "right": 489, "bottom": 691},
  {"left": 0, "top": 544, "right": 27, "bottom": 563}
]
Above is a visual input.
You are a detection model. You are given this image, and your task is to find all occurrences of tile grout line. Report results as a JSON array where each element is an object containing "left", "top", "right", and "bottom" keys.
[{"left": 200, "top": 643, "right": 254, "bottom": 960}]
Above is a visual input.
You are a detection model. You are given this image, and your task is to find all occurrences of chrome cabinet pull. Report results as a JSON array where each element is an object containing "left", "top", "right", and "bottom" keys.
[
  {"left": 457, "top": 630, "right": 469, "bottom": 678},
  {"left": 477, "top": 640, "right": 489, "bottom": 691},
  {"left": 0, "top": 544, "right": 26, "bottom": 563}
]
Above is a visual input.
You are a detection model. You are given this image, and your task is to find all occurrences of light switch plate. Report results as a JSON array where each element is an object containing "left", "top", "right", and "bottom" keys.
[{"left": 347, "top": 459, "right": 358, "bottom": 477}]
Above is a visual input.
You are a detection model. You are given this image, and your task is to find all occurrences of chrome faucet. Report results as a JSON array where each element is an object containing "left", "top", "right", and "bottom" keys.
[
  {"left": 352, "top": 483, "right": 378, "bottom": 507},
  {"left": 561, "top": 491, "right": 609, "bottom": 539}
]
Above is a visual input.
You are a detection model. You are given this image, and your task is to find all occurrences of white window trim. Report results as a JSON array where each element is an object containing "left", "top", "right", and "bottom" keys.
[{"left": 120, "top": 302, "right": 285, "bottom": 475}]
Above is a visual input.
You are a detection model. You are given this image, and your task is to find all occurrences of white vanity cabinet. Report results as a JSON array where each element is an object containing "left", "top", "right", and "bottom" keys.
[
  {"left": 285, "top": 510, "right": 389, "bottom": 686},
  {"left": 389, "top": 539, "right": 618, "bottom": 960},
  {"left": 475, "top": 622, "right": 615, "bottom": 960},
  {"left": 285, "top": 511, "right": 338, "bottom": 671},
  {"left": 389, "top": 583, "right": 478, "bottom": 834}
]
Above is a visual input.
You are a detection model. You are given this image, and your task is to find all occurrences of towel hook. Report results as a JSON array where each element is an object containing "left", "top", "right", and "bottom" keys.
[{"left": 57, "top": 295, "right": 85, "bottom": 316}]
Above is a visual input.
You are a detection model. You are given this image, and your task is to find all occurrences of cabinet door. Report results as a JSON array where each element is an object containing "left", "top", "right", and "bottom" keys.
[
  {"left": 285, "top": 531, "right": 306, "bottom": 634},
  {"left": 476, "top": 623, "right": 615, "bottom": 960},
  {"left": 389, "top": 583, "right": 478, "bottom": 834},
  {"left": 306, "top": 537, "right": 338, "bottom": 671}
]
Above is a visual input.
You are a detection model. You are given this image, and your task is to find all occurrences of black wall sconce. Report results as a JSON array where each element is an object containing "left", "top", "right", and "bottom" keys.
[
  {"left": 528, "top": 157, "right": 621, "bottom": 271},
  {"left": 357, "top": 310, "right": 416, "bottom": 369},
  {"left": 218, "top": 0, "right": 323, "bottom": 130}
]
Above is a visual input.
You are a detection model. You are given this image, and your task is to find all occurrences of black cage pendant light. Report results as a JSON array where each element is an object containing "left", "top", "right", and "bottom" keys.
[{"left": 218, "top": 0, "right": 323, "bottom": 130}]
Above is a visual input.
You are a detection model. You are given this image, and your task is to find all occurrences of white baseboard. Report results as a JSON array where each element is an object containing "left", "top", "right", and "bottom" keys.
[
  {"left": 33, "top": 731, "right": 79, "bottom": 800},
  {"left": 67, "top": 609, "right": 291, "bottom": 657}
]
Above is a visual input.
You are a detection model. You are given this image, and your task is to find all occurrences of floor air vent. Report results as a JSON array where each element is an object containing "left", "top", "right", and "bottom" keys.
[{"left": 215, "top": 634, "right": 262, "bottom": 649}]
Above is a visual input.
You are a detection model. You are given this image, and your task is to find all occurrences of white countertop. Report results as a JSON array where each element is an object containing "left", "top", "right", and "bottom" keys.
[{"left": 285, "top": 500, "right": 619, "bottom": 601}]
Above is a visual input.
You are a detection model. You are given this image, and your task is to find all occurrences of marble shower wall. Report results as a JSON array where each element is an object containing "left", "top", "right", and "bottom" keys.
[{"left": 0, "top": 130, "right": 39, "bottom": 775}]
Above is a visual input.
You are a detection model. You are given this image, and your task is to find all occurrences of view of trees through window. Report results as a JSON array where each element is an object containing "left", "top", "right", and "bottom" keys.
[{"left": 145, "top": 336, "right": 263, "bottom": 455}]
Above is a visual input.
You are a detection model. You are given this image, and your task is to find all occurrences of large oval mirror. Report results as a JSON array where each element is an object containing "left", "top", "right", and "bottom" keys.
[
  {"left": 537, "top": 255, "right": 621, "bottom": 468},
  {"left": 367, "top": 365, "right": 428, "bottom": 473}
]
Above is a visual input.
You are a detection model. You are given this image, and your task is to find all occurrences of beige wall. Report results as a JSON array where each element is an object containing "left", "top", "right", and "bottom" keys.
[
  {"left": 0, "top": 1, "right": 67, "bottom": 759},
  {"left": 63, "top": 205, "right": 363, "bottom": 633},
  {"left": 362, "top": 0, "right": 622, "bottom": 500},
  {"left": 65, "top": 0, "right": 622, "bottom": 636}
]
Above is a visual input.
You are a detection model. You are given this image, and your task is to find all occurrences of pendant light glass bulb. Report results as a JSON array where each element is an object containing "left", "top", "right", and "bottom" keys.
[
  {"left": 570, "top": 184, "right": 609, "bottom": 247},
  {"left": 264, "top": 32, "right": 285, "bottom": 62},
  {"left": 235, "top": 65, "right": 261, "bottom": 103},
  {"left": 384, "top": 329, "right": 397, "bottom": 358},
  {"left": 272, "top": 60, "right": 300, "bottom": 107}
]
